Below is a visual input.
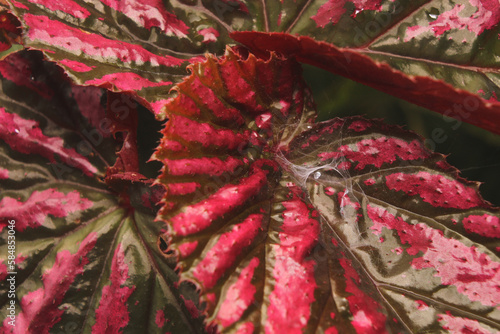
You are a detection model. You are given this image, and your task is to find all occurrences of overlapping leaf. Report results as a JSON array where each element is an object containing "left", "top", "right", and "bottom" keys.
[
  {"left": 0, "top": 51, "right": 206, "bottom": 333},
  {"left": 155, "top": 48, "right": 500, "bottom": 333},
  {"left": 231, "top": 0, "right": 500, "bottom": 134},
  {"left": 6, "top": 0, "right": 500, "bottom": 134}
]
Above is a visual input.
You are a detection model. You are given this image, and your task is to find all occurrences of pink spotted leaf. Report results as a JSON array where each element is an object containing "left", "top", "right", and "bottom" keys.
[
  {"left": 155, "top": 48, "right": 500, "bottom": 333},
  {"left": 0, "top": 51, "right": 206, "bottom": 333}
]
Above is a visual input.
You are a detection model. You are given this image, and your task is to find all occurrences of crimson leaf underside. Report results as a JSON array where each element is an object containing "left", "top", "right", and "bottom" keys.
[
  {"left": 0, "top": 51, "right": 205, "bottom": 333},
  {"left": 155, "top": 49, "right": 500, "bottom": 333}
]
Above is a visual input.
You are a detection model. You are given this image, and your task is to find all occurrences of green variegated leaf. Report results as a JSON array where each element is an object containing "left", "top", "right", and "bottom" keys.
[
  {"left": 0, "top": 50, "right": 206, "bottom": 333},
  {"left": 155, "top": 48, "right": 500, "bottom": 333}
]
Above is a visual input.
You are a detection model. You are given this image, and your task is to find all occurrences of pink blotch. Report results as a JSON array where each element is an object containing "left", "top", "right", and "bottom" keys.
[
  {"left": 26, "top": 0, "right": 90, "bottom": 19},
  {"left": 92, "top": 244, "right": 136, "bottom": 333},
  {"left": 24, "top": 14, "right": 185, "bottom": 67},
  {"left": 165, "top": 115, "right": 249, "bottom": 150},
  {"left": 463, "top": 214, "right": 500, "bottom": 238},
  {"left": 415, "top": 300, "right": 429, "bottom": 310},
  {"left": 364, "top": 178, "right": 376, "bottom": 186},
  {"left": 192, "top": 215, "right": 262, "bottom": 288},
  {"left": 216, "top": 257, "right": 259, "bottom": 327},
  {"left": 438, "top": 312, "right": 496, "bottom": 334},
  {"left": 159, "top": 139, "right": 185, "bottom": 153},
  {"left": 338, "top": 190, "right": 361, "bottom": 221},
  {"left": 155, "top": 309, "right": 166, "bottom": 328},
  {"left": 487, "top": 91, "right": 498, "bottom": 102},
  {"left": 141, "top": 192, "right": 153, "bottom": 209},
  {"left": 100, "top": 0, "right": 189, "bottom": 37},
  {"left": 85, "top": 72, "right": 172, "bottom": 91},
  {"left": 177, "top": 241, "right": 199, "bottom": 258},
  {"left": 312, "top": 0, "right": 383, "bottom": 27},
  {"left": 60, "top": 59, "right": 95, "bottom": 72},
  {"left": 181, "top": 296, "right": 200, "bottom": 318},
  {"left": 325, "top": 328, "right": 339, "bottom": 334},
  {"left": 266, "top": 187, "right": 320, "bottom": 334},
  {"left": 8, "top": 233, "right": 98, "bottom": 333},
  {"left": 170, "top": 164, "right": 268, "bottom": 236},
  {"left": 198, "top": 27, "right": 220, "bottom": 43},
  {"left": 205, "top": 292, "right": 216, "bottom": 308},
  {"left": 0, "top": 108, "right": 97, "bottom": 176},
  {"left": 255, "top": 112, "right": 272, "bottom": 131},
  {"left": 368, "top": 205, "right": 500, "bottom": 307},
  {"left": 325, "top": 186, "right": 336, "bottom": 196},
  {"left": 0, "top": 168, "right": 8, "bottom": 179},
  {"left": 339, "top": 257, "right": 388, "bottom": 334},
  {"left": 435, "top": 160, "right": 451, "bottom": 170},
  {"left": 11, "top": 0, "right": 29, "bottom": 10},
  {"left": 167, "top": 182, "right": 200, "bottom": 196},
  {"left": 391, "top": 247, "right": 403, "bottom": 255},
  {"left": 219, "top": 59, "right": 264, "bottom": 115},
  {"left": 164, "top": 156, "right": 243, "bottom": 177},
  {"left": 182, "top": 76, "right": 245, "bottom": 125},
  {"left": 337, "top": 161, "right": 352, "bottom": 170},
  {"left": 0, "top": 189, "right": 93, "bottom": 232},
  {"left": 348, "top": 119, "right": 372, "bottom": 132},
  {"left": 385, "top": 172, "right": 484, "bottom": 209},
  {"left": 0, "top": 262, "right": 7, "bottom": 280},
  {"left": 149, "top": 99, "right": 172, "bottom": 118},
  {"left": 15, "top": 255, "right": 26, "bottom": 265}
]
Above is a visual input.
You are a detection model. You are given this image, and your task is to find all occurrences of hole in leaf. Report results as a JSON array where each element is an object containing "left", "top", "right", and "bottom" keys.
[{"left": 158, "top": 235, "right": 173, "bottom": 255}]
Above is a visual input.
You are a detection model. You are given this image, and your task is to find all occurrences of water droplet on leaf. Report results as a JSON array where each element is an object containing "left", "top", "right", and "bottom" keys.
[{"left": 427, "top": 8, "right": 439, "bottom": 20}]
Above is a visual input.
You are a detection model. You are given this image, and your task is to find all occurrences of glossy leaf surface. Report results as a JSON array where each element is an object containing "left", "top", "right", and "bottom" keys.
[
  {"left": 155, "top": 48, "right": 500, "bottom": 333},
  {"left": 0, "top": 51, "right": 205, "bottom": 333}
]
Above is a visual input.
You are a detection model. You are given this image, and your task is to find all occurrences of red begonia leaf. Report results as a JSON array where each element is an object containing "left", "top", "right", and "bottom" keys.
[
  {"left": 0, "top": 51, "right": 206, "bottom": 333},
  {"left": 155, "top": 48, "right": 500, "bottom": 333}
]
